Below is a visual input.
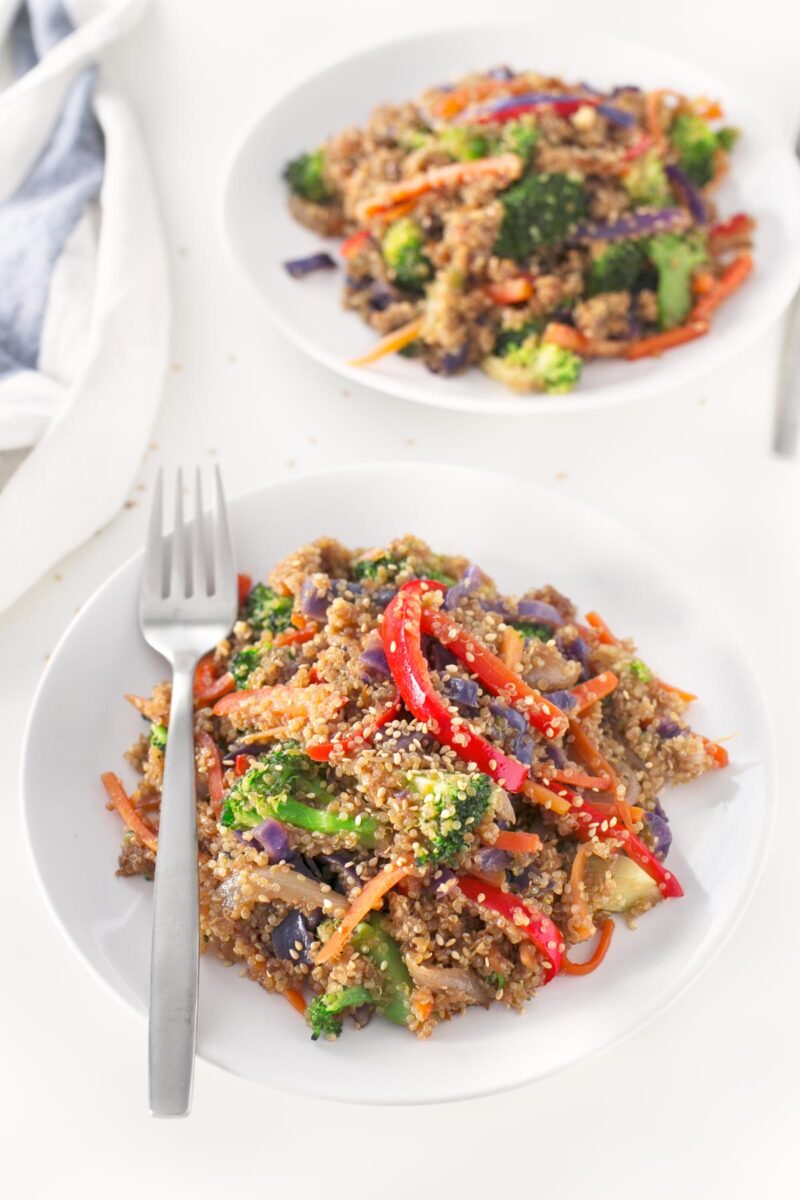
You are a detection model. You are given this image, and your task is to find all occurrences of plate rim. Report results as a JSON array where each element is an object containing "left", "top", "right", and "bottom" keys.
[
  {"left": 20, "top": 461, "right": 778, "bottom": 1104},
  {"left": 219, "top": 21, "right": 800, "bottom": 416}
]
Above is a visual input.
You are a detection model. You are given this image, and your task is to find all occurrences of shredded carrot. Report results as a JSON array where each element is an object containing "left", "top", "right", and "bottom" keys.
[
  {"left": 571, "top": 671, "right": 619, "bottom": 714},
  {"left": 213, "top": 683, "right": 345, "bottom": 725},
  {"left": 692, "top": 270, "right": 716, "bottom": 297},
  {"left": 360, "top": 154, "right": 522, "bottom": 220},
  {"left": 492, "top": 830, "right": 542, "bottom": 855},
  {"left": 542, "top": 321, "right": 628, "bottom": 359},
  {"left": 701, "top": 736, "right": 730, "bottom": 768},
  {"left": 563, "top": 917, "right": 615, "bottom": 975},
  {"left": 624, "top": 320, "right": 708, "bottom": 361},
  {"left": 371, "top": 198, "right": 417, "bottom": 226},
  {"left": 314, "top": 862, "right": 413, "bottom": 965},
  {"left": 691, "top": 253, "right": 753, "bottom": 323},
  {"left": 539, "top": 768, "right": 613, "bottom": 791},
  {"left": 565, "top": 843, "right": 595, "bottom": 942},
  {"left": 101, "top": 772, "right": 158, "bottom": 854},
  {"left": 196, "top": 730, "right": 225, "bottom": 817},
  {"left": 568, "top": 718, "right": 635, "bottom": 835},
  {"left": 584, "top": 611, "right": 618, "bottom": 645},
  {"left": 500, "top": 625, "right": 524, "bottom": 670},
  {"left": 705, "top": 148, "right": 729, "bottom": 193},
  {"left": 644, "top": 89, "right": 681, "bottom": 147},
  {"left": 347, "top": 317, "right": 424, "bottom": 367},
  {"left": 274, "top": 624, "right": 318, "bottom": 649},
  {"left": 485, "top": 277, "right": 534, "bottom": 305},
  {"left": 283, "top": 988, "right": 307, "bottom": 1015},
  {"left": 585, "top": 797, "right": 644, "bottom": 823},
  {"left": 693, "top": 96, "right": 723, "bottom": 120},
  {"left": 430, "top": 76, "right": 527, "bottom": 119},
  {"left": 413, "top": 998, "right": 434, "bottom": 1023},
  {"left": 657, "top": 678, "right": 697, "bottom": 703},
  {"left": 522, "top": 778, "right": 572, "bottom": 818}
]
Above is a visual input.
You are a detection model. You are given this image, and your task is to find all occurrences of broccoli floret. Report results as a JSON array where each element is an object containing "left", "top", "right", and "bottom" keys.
[
  {"left": 716, "top": 127, "right": 739, "bottom": 152},
  {"left": 669, "top": 114, "right": 733, "bottom": 187},
  {"left": 246, "top": 583, "right": 293, "bottom": 635},
  {"left": 622, "top": 149, "right": 672, "bottom": 207},
  {"left": 381, "top": 218, "right": 433, "bottom": 293},
  {"left": 307, "top": 985, "right": 375, "bottom": 1040},
  {"left": 629, "top": 659, "right": 653, "bottom": 682},
  {"left": 512, "top": 620, "right": 552, "bottom": 642},
  {"left": 150, "top": 722, "right": 167, "bottom": 750},
  {"left": 353, "top": 554, "right": 405, "bottom": 580},
  {"left": 647, "top": 231, "right": 708, "bottom": 329},
  {"left": 499, "top": 118, "right": 539, "bottom": 165},
  {"left": 230, "top": 644, "right": 263, "bottom": 689},
  {"left": 400, "top": 129, "right": 434, "bottom": 151},
  {"left": 494, "top": 319, "right": 545, "bottom": 356},
  {"left": 408, "top": 770, "right": 493, "bottom": 864},
  {"left": 423, "top": 561, "right": 457, "bottom": 587},
  {"left": 494, "top": 172, "right": 588, "bottom": 261},
  {"left": 487, "top": 971, "right": 507, "bottom": 991},
  {"left": 282, "top": 149, "right": 335, "bottom": 204},
  {"left": 484, "top": 336, "right": 582, "bottom": 394},
  {"left": 351, "top": 917, "right": 413, "bottom": 1026},
  {"left": 587, "top": 240, "right": 646, "bottom": 297},
  {"left": 220, "top": 741, "right": 378, "bottom": 845},
  {"left": 440, "top": 126, "right": 491, "bottom": 161}
]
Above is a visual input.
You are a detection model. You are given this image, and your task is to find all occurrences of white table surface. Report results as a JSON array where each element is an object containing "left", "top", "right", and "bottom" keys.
[{"left": 2, "top": 1, "right": 799, "bottom": 1195}]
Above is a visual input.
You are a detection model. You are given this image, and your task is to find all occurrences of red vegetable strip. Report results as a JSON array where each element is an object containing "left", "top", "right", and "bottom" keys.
[
  {"left": 196, "top": 730, "right": 225, "bottom": 816},
  {"left": 101, "top": 772, "right": 159, "bottom": 853},
  {"left": 570, "top": 671, "right": 619, "bottom": 714},
  {"left": 701, "top": 736, "right": 729, "bottom": 768},
  {"left": 584, "top": 611, "right": 618, "bottom": 644},
  {"left": 237, "top": 573, "right": 252, "bottom": 607},
  {"left": 491, "top": 830, "right": 542, "bottom": 855},
  {"left": 622, "top": 132, "right": 652, "bottom": 161},
  {"left": 563, "top": 917, "right": 615, "bottom": 975},
  {"left": 315, "top": 862, "right": 413, "bottom": 965},
  {"left": 340, "top": 229, "right": 370, "bottom": 258},
  {"left": 474, "top": 97, "right": 594, "bottom": 124},
  {"left": 306, "top": 694, "right": 403, "bottom": 763},
  {"left": 274, "top": 624, "right": 318, "bottom": 649},
  {"left": 624, "top": 320, "right": 709, "bottom": 360},
  {"left": 543, "top": 322, "right": 629, "bottom": 359},
  {"left": 565, "top": 843, "right": 595, "bottom": 942},
  {"left": 539, "top": 768, "right": 613, "bottom": 791},
  {"left": 283, "top": 988, "right": 307, "bottom": 1015},
  {"left": 533, "top": 780, "right": 683, "bottom": 899},
  {"left": 360, "top": 154, "right": 522, "bottom": 220},
  {"left": 457, "top": 876, "right": 563, "bottom": 981},
  {"left": 234, "top": 753, "right": 251, "bottom": 777},
  {"left": 484, "top": 276, "right": 534, "bottom": 305},
  {"left": 690, "top": 253, "right": 753, "bottom": 322},
  {"left": 568, "top": 717, "right": 633, "bottom": 834},
  {"left": 384, "top": 583, "right": 529, "bottom": 790},
  {"left": 420, "top": 603, "right": 568, "bottom": 741},
  {"left": 194, "top": 653, "right": 235, "bottom": 708}
]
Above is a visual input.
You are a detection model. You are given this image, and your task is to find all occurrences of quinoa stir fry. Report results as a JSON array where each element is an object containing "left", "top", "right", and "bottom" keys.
[
  {"left": 103, "top": 537, "right": 729, "bottom": 1041},
  {"left": 282, "top": 67, "right": 754, "bottom": 394}
]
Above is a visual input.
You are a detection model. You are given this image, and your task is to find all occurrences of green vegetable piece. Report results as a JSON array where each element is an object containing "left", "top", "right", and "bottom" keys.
[
  {"left": 381, "top": 217, "right": 433, "bottom": 293},
  {"left": 246, "top": 583, "right": 293, "bottom": 635},
  {"left": 487, "top": 971, "right": 507, "bottom": 991},
  {"left": 351, "top": 916, "right": 413, "bottom": 1026},
  {"left": 622, "top": 149, "right": 672, "bottom": 207},
  {"left": 716, "top": 127, "right": 739, "bottom": 152},
  {"left": 353, "top": 554, "right": 406, "bottom": 581},
  {"left": 440, "top": 126, "right": 491, "bottom": 161},
  {"left": 499, "top": 118, "right": 539, "bottom": 165},
  {"left": 307, "top": 985, "right": 375, "bottom": 1040},
  {"left": 494, "top": 172, "right": 588, "bottom": 260},
  {"left": 150, "top": 722, "right": 167, "bottom": 750},
  {"left": 647, "top": 230, "right": 708, "bottom": 330},
  {"left": 230, "top": 644, "right": 263, "bottom": 689},
  {"left": 422, "top": 561, "right": 457, "bottom": 587},
  {"left": 408, "top": 770, "right": 493, "bottom": 865},
  {"left": 629, "top": 659, "right": 653, "bottom": 683},
  {"left": 283, "top": 149, "right": 335, "bottom": 204},
  {"left": 485, "top": 336, "right": 582, "bottom": 394},
  {"left": 494, "top": 319, "right": 545, "bottom": 356},
  {"left": 512, "top": 620, "right": 552, "bottom": 642},
  {"left": 669, "top": 114, "right": 726, "bottom": 188},
  {"left": 220, "top": 742, "right": 378, "bottom": 845},
  {"left": 587, "top": 240, "right": 646, "bottom": 297}
]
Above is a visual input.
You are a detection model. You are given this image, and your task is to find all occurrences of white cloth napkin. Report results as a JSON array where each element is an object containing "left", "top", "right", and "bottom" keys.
[{"left": 0, "top": 0, "right": 169, "bottom": 612}]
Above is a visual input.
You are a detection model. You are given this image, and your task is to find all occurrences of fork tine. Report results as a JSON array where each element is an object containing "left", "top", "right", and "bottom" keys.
[
  {"left": 211, "top": 465, "right": 235, "bottom": 599},
  {"left": 143, "top": 468, "right": 165, "bottom": 598},
  {"left": 170, "top": 468, "right": 187, "bottom": 598},
  {"left": 190, "top": 469, "right": 208, "bottom": 597}
]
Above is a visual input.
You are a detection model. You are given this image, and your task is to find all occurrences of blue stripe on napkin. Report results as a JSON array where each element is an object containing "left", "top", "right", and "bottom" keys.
[{"left": 0, "top": 1, "right": 104, "bottom": 377}]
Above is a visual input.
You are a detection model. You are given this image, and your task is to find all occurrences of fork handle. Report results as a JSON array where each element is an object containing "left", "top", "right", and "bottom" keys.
[{"left": 148, "top": 656, "right": 199, "bottom": 1117}]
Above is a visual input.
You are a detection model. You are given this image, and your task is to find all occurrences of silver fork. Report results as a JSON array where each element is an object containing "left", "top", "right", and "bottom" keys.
[{"left": 140, "top": 467, "right": 237, "bottom": 1117}]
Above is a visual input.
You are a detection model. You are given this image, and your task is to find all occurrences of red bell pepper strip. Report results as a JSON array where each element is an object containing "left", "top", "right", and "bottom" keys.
[
  {"left": 570, "top": 671, "right": 619, "bottom": 714},
  {"left": 340, "top": 229, "right": 371, "bottom": 259},
  {"left": 274, "top": 624, "right": 318, "bottom": 649},
  {"left": 306, "top": 694, "right": 403, "bottom": 763},
  {"left": 474, "top": 97, "right": 595, "bottom": 125},
  {"left": 237, "top": 573, "right": 252, "bottom": 607},
  {"left": 690, "top": 253, "right": 753, "bottom": 323},
  {"left": 382, "top": 582, "right": 529, "bottom": 791},
  {"left": 420, "top": 602, "right": 568, "bottom": 741},
  {"left": 196, "top": 730, "right": 225, "bottom": 817},
  {"left": 531, "top": 780, "right": 683, "bottom": 899},
  {"left": 194, "top": 652, "right": 234, "bottom": 708},
  {"left": 457, "top": 876, "right": 563, "bottom": 981},
  {"left": 484, "top": 276, "right": 534, "bottom": 305},
  {"left": 708, "top": 211, "right": 754, "bottom": 244},
  {"left": 234, "top": 753, "right": 251, "bottom": 777}
]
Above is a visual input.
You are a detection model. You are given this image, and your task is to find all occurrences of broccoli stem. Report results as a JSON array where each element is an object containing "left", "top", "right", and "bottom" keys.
[
  {"left": 270, "top": 795, "right": 378, "bottom": 846},
  {"left": 351, "top": 917, "right": 413, "bottom": 1026}
]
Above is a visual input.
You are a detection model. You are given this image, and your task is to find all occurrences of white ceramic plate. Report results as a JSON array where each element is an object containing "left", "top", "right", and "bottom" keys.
[
  {"left": 22, "top": 464, "right": 774, "bottom": 1104},
  {"left": 221, "top": 24, "right": 800, "bottom": 416}
]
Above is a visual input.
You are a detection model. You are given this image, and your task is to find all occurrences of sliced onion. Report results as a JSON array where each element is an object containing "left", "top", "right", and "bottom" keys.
[
  {"left": 218, "top": 865, "right": 348, "bottom": 918},
  {"left": 406, "top": 959, "right": 493, "bottom": 1006}
]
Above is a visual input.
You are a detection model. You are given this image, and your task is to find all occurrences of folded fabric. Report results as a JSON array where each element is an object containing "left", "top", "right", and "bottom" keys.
[{"left": 0, "top": 0, "right": 169, "bottom": 612}]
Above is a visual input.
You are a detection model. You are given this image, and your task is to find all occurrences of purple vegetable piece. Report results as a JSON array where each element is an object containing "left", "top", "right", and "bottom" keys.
[
  {"left": 570, "top": 208, "right": 690, "bottom": 244},
  {"left": 430, "top": 641, "right": 458, "bottom": 672},
  {"left": 545, "top": 743, "right": 566, "bottom": 769},
  {"left": 350, "top": 1005, "right": 374, "bottom": 1029},
  {"left": 252, "top": 818, "right": 290, "bottom": 861},
  {"left": 542, "top": 689, "right": 577, "bottom": 712},
  {"left": 514, "top": 731, "right": 535, "bottom": 764},
  {"left": 299, "top": 577, "right": 330, "bottom": 622},
  {"left": 595, "top": 102, "right": 636, "bottom": 128},
  {"left": 480, "top": 596, "right": 512, "bottom": 619},
  {"left": 345, "top": 274, "right": 371, "bottom": 291},
  {"left": 371, "top": 586, "right": 396, "bottom": 608},
  {"left": 645, "top": 800, "right": 672, "bottom": 860},
  {"left": 561, "top": 635, "right": 590, "bottom": 680},
  {"left": 657, "top": 718, "right": 687, "bottom": 740},
  {"left": 318, "top": 851, "right": 362, "bottom": 891},
  {"left": 431, "top": 345, "right": 469, "bottom": 376},
  {"left": 665, "top": 162, "right": 708, "bottom": 224},
  {"left": 475, "top": 847, "right": 514, "bottom": 873},
  {"left": 367, "top": 280, "right": 394, "bottom": 311},
  {"left": 283, "top": 252, "right": 337, "bottom": 279},
  {"left": 444, "top": 563, "right": 483, "bottom": 611},
  {"left": 608, "top": 85, "right": 642, "bottom": 97},
  {"left": 441, "top": 675, "right": 480, "bottom": 709},
  {"left": 490, "top": 701, "right": 527, "bottom": 733},
  {"left": 487, "top": 65, "right": 514, "bottom": 81},
  {"left": 517, "top": 598, "right": 562, "bottom": 626},
  {"left": 228, "top": 739, "right": 274, "bottom": 757},
  {"left": 360, "top": 643, "right": 391, "bottom": 678},
  {"left": 288, "top": 852, "right": 325, "bottom": 882},
  {"left": 272, "top": 909, "right": 321, "bottom": 964},
  {"left": 424, "top": 866, "right": 457, "bottom": 895}
]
